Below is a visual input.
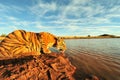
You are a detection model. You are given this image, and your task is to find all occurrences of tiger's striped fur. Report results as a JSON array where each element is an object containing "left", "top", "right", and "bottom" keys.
[{"left": 0, "top": 30, "right": 66, "bottom": 58}]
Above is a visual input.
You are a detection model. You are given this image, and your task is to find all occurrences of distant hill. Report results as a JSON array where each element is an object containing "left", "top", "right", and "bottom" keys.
[{"left": 99, "top": 34, "right": 116, "bottom": 38}]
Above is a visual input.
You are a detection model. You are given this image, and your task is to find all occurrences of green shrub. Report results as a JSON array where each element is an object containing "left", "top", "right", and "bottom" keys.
[{"left": 0, "top": 34, "right": 7, "bottom": 37}]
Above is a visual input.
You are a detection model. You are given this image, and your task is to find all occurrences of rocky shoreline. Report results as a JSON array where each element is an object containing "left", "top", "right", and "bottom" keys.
[
  {"left": 0, "top": 52, "right": 103, "bottom": 80},
  {"left": 0, "top": 53, "right": 76, "bottom": 80}
]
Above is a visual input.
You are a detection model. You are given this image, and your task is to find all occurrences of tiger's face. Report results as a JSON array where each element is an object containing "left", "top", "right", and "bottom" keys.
[{"left": 55, "top": 37, "right": 66, "bottom": 53}]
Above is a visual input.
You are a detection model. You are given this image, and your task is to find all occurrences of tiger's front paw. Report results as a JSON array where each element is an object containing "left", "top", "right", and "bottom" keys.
[{"left": 43, "top": 49, "right": 51, "bottom": 54}]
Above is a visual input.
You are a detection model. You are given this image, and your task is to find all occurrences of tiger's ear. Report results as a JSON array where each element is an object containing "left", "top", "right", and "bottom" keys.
[{"left": 56, "top": 37, "right": 63, "bottom": 41}]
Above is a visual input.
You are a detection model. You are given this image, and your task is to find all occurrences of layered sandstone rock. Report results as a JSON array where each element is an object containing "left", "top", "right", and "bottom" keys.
[{"left": 0, "top": 53, "right": 76, "bottom": 80}]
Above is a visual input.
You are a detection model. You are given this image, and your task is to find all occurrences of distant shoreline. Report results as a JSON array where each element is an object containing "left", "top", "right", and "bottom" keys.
[
  {"left": 0, "top": 36, "right": 120, "bottom": 41},
  {"left": 60, "top": 36, "right": 120, "bottom": 39},
  {"left": 63, "top": 37, "right": 120, "bottom": 39}
]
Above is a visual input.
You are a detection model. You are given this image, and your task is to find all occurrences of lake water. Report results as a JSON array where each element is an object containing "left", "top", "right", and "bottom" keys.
[{"left": 65, "top": 38, "right": 120, "bottom": 80}]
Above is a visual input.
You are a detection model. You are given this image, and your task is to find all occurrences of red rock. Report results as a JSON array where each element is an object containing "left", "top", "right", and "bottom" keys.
[{"left": 0, "top": 53, "right": 76, "bottom": 80}]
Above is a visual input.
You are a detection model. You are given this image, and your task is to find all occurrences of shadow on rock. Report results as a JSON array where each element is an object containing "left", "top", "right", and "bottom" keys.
[{"left": 0, "top": 53, "right": 76, "bottom": 80}]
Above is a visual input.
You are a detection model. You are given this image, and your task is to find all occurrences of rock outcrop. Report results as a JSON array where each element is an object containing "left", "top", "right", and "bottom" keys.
[{"left": 0, "top": 53, "right": 76, "bottom": 80}]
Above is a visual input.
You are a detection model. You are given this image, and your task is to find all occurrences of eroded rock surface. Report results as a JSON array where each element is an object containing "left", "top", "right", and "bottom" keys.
[{"left": 0, "top": 53, "right": 76, "bottom": 80}]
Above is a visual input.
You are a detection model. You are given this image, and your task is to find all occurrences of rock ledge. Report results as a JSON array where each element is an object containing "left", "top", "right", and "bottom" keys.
[{"left": 0, "top": 53, "right": 76, "bottom": 80}]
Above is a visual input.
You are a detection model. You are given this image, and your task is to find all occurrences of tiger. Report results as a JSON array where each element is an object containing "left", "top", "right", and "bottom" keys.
[{"left": 0, "top": 30, "right": 66, "bottom": 58}]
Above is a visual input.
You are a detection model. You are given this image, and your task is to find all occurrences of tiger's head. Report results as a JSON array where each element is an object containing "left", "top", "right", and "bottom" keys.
[{"left": 54, "top": 37, "right": 66, "bottom": 53}]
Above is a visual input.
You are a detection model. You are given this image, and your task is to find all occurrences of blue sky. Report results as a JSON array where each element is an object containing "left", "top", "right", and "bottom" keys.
[{"left": 0, "top": 0, "right": 120, "bottom": 36}]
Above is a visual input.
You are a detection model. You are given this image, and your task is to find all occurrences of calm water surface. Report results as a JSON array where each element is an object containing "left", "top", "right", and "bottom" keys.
[{"left": 65, "top": 38, "right": 120, "bottom": 80}]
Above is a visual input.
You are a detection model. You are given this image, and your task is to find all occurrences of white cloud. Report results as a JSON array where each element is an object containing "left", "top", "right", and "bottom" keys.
[
  {"left": 29, "top": 0, "right": 114, "bottom": 26},
  {"left": 0, "top": 0, "right": 119, "bottom": 36},
  {"left": 106, "top": 6, "right": 120, "bottom": 19},
  {"left": 107, "top": 14, "right": 120, "bottom": 18},
  {"left": 61, "top": 0, "right": 104, "bottom": 18},
  {"left": 9, "top": 26, "right": 18, "bottom": 30},
  {"left": 0, "top": 26, "right": 18, "bottom": 35},
  {"left": 110, "top": 6, "right": 120, "bottom": 13},
  {"left": 3, "top": 16, "right": 18, "bottom": 21},
  {"left": 72, "top": 25, "right": 120, "bottom": 36},
  {"left": 0, "top": 3, "right": 24, "bottom": 14},
  {"left": 72, "top": 0, "right": 91, "bottom": 4},
  {"left": 30, "top": 0, "right": 57, "bottom": 18},
  {"left": 62, "top": 0, "right": 119, "bottom": 25},
  {"left": 66, "top": 26, "right": 80, "bottom": 31}
]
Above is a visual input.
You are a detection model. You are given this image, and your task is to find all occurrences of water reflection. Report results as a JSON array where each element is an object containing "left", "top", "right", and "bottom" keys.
[{"left": 65, "top": 39, "right": 120, "bottom": 80}]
